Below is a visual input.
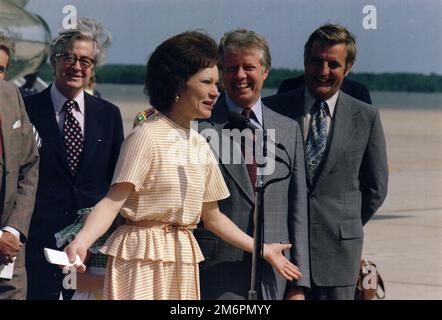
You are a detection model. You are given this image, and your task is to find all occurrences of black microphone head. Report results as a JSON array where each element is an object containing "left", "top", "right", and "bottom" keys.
[
  {"left": 227, "top": 110, "right": 247, "bottom": 130},
  {"left": 228, "top": 110, "right": 258, "bottom": 132}
]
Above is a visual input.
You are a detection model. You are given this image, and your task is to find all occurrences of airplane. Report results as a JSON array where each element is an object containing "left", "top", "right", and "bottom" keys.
[{"left": 0, "top": 0, "right": 51, "bottom": 85}]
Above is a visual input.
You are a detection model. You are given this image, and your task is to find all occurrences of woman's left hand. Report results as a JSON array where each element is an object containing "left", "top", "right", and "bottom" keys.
[{"left": 263, "top": 243, "right": 302, "bottom": 281}]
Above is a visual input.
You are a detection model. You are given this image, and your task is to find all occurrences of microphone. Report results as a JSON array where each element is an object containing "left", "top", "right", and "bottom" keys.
[
  {"left": 228, "top": 109, "right": 259, "bottom": 133},
  {"left": 227, "top": 110, "right": 286, "bottom": 150}
]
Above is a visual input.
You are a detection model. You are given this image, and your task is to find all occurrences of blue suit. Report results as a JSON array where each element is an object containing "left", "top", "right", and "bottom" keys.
[{"left": 24, "top": 86, "right": 124, "bottom": 300}]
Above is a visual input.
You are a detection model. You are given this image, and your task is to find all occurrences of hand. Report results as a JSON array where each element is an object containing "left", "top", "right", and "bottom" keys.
[
  {"left": 0, "top": 232, "right": 22, "bottom": 264},
  {"left": 64, "top": 239, "right": 88, "bottom": 273},
  {"left": 285, "top": 286, "right": 305, "bottom": 300},
  {"left": 263, "top": 243, "right": 302, "bottom": 281}
]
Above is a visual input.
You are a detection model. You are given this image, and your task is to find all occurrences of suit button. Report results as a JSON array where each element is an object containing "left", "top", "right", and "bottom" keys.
[{"left": 73, "top": 186, "right": 78, "bottom": 192}]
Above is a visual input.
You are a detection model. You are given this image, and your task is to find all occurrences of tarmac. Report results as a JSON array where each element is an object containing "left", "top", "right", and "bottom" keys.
[{"left": 362, "top": 109, "right": 442, "bottom": 300}]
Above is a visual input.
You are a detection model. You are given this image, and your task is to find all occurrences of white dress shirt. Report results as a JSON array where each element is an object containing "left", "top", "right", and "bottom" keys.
[{"left": 225, "top": 94, "right": 264, "bottom": 129}]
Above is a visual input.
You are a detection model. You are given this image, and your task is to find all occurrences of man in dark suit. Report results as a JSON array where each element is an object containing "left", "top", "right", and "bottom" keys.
[
  {"left": 195, "top": 29, "right": 309, "bottom": 300},
  {"left": 277, "top": 75, "right": 372, "bottom": 104},
  {"left": 24, "top": 29, "right": 124, "bottom": 300},
  {"left": 0, "top": 80, "right": 39, "bottom": 300},
  {"left": 263, "top": 24, "right": 388, "bottom": 299}
]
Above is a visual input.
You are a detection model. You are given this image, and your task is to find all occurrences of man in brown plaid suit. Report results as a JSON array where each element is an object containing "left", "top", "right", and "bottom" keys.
[{"left": 0, "top": 79, "right": 39, "bottom": 299}]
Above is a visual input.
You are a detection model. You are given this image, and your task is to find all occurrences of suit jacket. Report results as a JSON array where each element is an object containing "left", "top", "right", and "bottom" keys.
[
  {"left": 24, "top": 86, "right": 124, "bottom": 299},
  {"left": 263, "top": 87, "right": 388, "bottom": 286},
  {"left": 277, "top": 75, "right": 372, "bottom": 105},
  {"left": 194, "top": 96, "right": 309, "bottom": 299},
  {"left": 0, "top": 80, "right": 39, "bottom": 299}
]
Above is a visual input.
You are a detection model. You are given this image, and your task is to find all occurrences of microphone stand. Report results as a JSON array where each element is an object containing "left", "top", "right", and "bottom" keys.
[{"left": 248, "top": 130, "right": 267, "bottom": 300}]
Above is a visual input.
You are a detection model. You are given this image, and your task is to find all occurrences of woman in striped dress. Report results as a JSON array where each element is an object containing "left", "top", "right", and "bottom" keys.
[{"left": 65, "top": 31, "right": 301, "bottom": 300}]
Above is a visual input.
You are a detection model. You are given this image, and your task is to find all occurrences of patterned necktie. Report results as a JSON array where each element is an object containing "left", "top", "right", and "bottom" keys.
[
  {"left": 241, "top": 108, "right": 257, "bottom": 188},
  {"left": 63, "top": 100, "right": 84, "bottom": 175},
  {"left": 306, "top": 100, "right": 328, "bottom": 179}
]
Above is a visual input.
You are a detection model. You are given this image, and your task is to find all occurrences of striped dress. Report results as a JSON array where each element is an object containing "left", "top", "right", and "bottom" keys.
[{"left": 99, "top": 110, "right": 230, "bottom": 300}]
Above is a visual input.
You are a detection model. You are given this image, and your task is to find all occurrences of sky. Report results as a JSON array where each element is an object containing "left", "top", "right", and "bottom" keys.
[{"left": 25, "top": 0, "right": 442, "bottom": 75}]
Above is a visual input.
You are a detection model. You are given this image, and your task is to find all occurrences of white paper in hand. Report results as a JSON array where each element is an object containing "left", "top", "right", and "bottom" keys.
[
  {"left": 0, "top": 260, "right": 15, "bottom": 280},
  {"left": 44, "top": 248, "right": 84, "bottom": 268}
]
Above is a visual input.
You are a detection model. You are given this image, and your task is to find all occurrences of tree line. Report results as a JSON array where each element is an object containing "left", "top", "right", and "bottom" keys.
[{"left": 38, "top": 64, "right": 442, "bottom": 93}]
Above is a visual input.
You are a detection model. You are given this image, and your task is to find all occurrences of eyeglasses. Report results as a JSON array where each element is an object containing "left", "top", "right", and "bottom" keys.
[
  {"left": 0, "top": 66, "right": 7, "bottom": 75},
  {"left": 55, "top": 52, "right": 95, "bottom": 69}
]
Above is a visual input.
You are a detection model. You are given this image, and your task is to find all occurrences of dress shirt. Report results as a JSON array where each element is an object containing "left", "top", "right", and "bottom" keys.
[
  {"left": 225, "top": 94, "right": 263, "bottom": 129},
  {"left": 0, "top": 227, "right": 20, "bottom": 242}
]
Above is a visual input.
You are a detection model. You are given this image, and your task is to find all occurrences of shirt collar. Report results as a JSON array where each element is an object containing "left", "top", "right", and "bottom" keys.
[
  {"left": 225, "top": 94, "right": 263, "bottom": 127},
  {"left": 50, "top": 84, "right": 85, "bottom": 115},
  {"left": 304, "top": 88, "right": 339, "bottom": 118}
]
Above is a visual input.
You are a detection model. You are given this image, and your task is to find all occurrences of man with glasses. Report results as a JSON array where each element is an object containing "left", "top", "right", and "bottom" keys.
[
  {"left": 0, "top": 32, "right": 15, "bottom": 80},
  {"left": 24, "top": 29, "right": 124, "bottom": 300}
]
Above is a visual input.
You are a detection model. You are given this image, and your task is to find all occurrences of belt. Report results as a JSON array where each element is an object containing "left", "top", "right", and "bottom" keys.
[{"left": 125, "top": 219, "right": 199, "bottom": 299}]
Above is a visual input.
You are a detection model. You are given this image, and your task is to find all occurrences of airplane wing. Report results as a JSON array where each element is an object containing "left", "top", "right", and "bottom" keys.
[
  {"left": 0, "top": 0, "right": 51, "bottom": 80},
  {"left": 9, "top": 0, "right": 30, "bottom": 7}
]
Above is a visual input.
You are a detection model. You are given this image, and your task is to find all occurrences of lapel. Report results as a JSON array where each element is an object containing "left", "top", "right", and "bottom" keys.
[
  {"left": 260, "top": 104, "right": 289, "bottom": 187},
  {"left": 291, "top": 87, "right": 306, "bottom": 134},
  {"left": 0, "top": 83, "right": 13, "bottom": 168},
  {"left": 211, "top": 96, "right": 255, "bottom": 203},
  {"left": 292, "top": 86, "right": 313, "bottom": 190},
  {"left": 284, "top": 87, "right": 312, "bottom": 188},
  {"left": 30, "top": 86, "right": 69, "bottom": 169},
  {"left": 75, "top": 93, "right": 104, "bottom": 176},
  {"left": 312, "top": 92, "right": 359, "bottom": 190}
]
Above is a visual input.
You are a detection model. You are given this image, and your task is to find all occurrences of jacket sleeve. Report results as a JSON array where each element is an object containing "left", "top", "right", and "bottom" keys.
[
  {"left": 5, "top": 87, "right": 39, "bottom": 240},
  {"left": 107, "top": 105, "right": 124, "bottom": 184},
  {"left": 286, "top": 121, "right": 310, "bottom": 289},
  {"left": 360, "top": 108, "right": 388, "bottom": 225}
]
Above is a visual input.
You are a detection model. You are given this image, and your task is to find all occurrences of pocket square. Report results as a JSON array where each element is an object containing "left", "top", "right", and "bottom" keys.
[{"left": 13, "top": 120, "right": 21, "bottom": 129}]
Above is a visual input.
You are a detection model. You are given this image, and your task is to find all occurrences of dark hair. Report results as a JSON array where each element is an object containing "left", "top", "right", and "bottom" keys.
[
  {"left": 144, "top": 30, "right": 218, "bottom": 111},
  {"left": 304, "top": 23, "right": 356, "bottom": 71}
]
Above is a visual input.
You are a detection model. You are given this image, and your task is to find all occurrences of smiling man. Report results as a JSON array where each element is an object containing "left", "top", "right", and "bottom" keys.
[
  {"left": 264, "top": 24, "right": 388, "bottom": 300},
  {"left": 195, "top": 29, "right": 309, "bottom": 300},
  {"left": 23, "top": 29, "right": 124, "bottom": 300}
]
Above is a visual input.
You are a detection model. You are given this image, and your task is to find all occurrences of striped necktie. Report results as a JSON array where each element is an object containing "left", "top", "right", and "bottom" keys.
[{"left": 241, "top": 108, "right": 257, "bottom": 188}]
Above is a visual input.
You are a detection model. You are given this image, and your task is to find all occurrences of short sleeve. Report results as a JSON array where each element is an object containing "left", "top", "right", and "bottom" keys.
[
  {"left": 203, "top": 147, "right": 230, "bottom": 202},
  {"left": 112, "top": 125, "right": 153, "bottom": 192}
]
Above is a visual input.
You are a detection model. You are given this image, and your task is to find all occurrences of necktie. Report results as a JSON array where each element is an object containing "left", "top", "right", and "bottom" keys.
[
  {"left": 63, "top": 100, "right": 84, "bottom": 175},
  {"left": 241, "top": 108, "right": 257, "bottom": 188},
  {"left": 305, "top": 100, "right": 328, "bottom": 180}
]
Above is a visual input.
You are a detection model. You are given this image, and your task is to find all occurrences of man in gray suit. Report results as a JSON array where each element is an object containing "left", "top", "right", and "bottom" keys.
[
  {"left": 264, "top": 24, "right": 388, "bottom": 299},
  {"left": 195, "top": 29, "right": 309, "bottom": 300},
  {"left": 0, "top": 79, "right": 39, "bottom": 299}
]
